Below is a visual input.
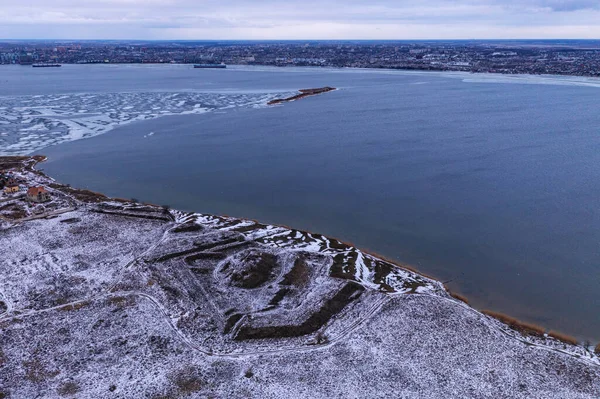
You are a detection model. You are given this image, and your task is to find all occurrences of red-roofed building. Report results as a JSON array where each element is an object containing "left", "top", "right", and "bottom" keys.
[{"left": 27, "top": 186, "right": 51, "bottom": 203}]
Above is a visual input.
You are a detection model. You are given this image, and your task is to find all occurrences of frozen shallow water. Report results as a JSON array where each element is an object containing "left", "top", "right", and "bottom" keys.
[{"left": 0, "top": 90, "right": 292, "bottom": 155}]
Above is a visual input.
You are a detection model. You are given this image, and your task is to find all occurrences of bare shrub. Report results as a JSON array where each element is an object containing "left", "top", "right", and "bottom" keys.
[
  {"left": 169, "top": 366, "right": 204, "bottom": 395},
  {"left": 59, "top": 301, "right": 90, "bottom": 312},
  {"left": 450, "top": 292, "right": 469, "bottom": 304},
  {"left": 108, "top": 295, "right": 136, "bottom": 309},
  {"left": 442, "top": 284, "right": 469, "bottom": 304},
  {"left": 57, "top": 381, "right": 80, "bottom": 396},
  {"left": 23, "top": 358, "right": 59, "bottom": 383},
  {"left": 315, "top": 331, "right": 329, "bottom": 344}
]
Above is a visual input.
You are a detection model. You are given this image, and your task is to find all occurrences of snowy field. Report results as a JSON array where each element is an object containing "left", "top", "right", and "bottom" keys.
[
  {"left": 0, "top": 90, "right": 294, "bottom": 155},
  {"left": 0, "top": 157, "right": 599, "bottom": 398}
]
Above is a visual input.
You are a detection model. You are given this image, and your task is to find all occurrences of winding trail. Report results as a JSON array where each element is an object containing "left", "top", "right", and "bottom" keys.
[
  {"left": 2, "top": 158, "right": 598, "bottom": 366},
  {"left": 3, "top": 280, "right": 598, "bottom": 367},
  {"left": 413, "top": 293, "right": 600, "bottom": 368}
]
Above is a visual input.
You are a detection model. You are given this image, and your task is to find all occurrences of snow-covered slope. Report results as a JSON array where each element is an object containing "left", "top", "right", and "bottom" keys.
[{"left": 0, "top": 157, "right": 598, "bottom": 398}]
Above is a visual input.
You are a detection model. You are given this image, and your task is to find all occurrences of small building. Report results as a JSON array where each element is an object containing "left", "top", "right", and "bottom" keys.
[
  {"left": 27, "top": 186, "right": 51, "bottom": 203},
  {"left": 3, "top": 179, "right": 19, "bottom": 194}
]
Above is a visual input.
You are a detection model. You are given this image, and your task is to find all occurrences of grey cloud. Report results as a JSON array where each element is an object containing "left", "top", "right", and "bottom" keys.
[{"left": 0, "top": 0, "right": 598, "bottom": 39}]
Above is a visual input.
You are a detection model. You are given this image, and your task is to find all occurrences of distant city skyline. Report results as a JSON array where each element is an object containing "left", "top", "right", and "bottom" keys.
[{"left": 1, "top": 0, "right": 599, "bottom": 40}]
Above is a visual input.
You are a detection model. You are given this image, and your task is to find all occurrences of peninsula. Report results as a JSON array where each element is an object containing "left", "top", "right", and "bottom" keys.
[
  {"left": 267, "top": 87, "right": 336, "bottom": 105},
  {"left": 0, "top": 156, "right": 599, "bottom": 398}
]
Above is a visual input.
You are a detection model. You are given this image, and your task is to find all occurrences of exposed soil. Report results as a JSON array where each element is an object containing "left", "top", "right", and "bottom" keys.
[
  {"left": 185, "top": 252, "right": 227, "bottom": 264},
  {"left": 223, "top": 313, "right": 244, "bottom": 334},
  {"left": 0, "top": 156, "right": 30, "bottom": 170},
  {"left": 59, "top": 217, "right": 81, "bottom": 224},
  {"left": 230, "top": 252, "right": 278, "bottom": 289},
  {"left": 155, "top": 237, "right": 244, "bottom": 262},
  {"left": 172, "top": 223, "right": 203, "bottom": 233},
  {"left": 281, "top": 256, "right": 310, "bottom": 287},
  {"left": 235, "top": 282, "right": 364, "bottom": 340},
  {"left": 268, "top": 288, "right": 291, "bottom": 306}
]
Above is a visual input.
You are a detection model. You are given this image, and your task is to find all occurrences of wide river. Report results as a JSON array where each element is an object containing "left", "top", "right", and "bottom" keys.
[{"left": 3, "top": 64, "right": 600, "bottom": 340}]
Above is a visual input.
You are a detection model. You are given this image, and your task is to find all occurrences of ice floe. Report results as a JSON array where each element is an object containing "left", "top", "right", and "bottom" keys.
[{"left": 0, "top": 90, "right": 295, "bottom": 155}]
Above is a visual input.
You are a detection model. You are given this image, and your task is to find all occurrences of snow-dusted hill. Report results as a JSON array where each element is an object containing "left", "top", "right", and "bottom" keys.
[{"left": 0, "top": 156, "right": 598, "bottom": 398}]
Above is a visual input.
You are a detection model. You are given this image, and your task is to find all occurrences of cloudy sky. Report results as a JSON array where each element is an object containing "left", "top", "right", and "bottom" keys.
[{"left": 1, "top": 0, "right": 599, "bottom": 40}]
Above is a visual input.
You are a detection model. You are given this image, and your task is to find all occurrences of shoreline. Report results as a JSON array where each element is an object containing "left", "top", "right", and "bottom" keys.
[
  {"left": 5, "top": 61, "right": 600, "bottom": 80},
  {"left": 6, "top": 154, "right": 595, "bottom": 348},
  {"left": 2, "top": 154, "right": 600, "bottom": 397},
  {"left": 1, "top": 81, "right": 594, "bottom": 343}
]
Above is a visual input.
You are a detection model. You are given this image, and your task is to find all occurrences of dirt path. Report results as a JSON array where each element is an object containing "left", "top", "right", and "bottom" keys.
[{"left": 16, "top": 206, "right": 77, "bottom": 222}]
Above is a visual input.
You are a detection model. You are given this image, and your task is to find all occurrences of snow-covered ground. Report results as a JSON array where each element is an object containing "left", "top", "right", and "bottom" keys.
[{"left": 0, "top": 158, "right": 599, "bottom": 398}]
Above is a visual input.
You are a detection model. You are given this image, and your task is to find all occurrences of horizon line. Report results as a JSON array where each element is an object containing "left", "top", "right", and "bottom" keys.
[{"left": 2, "top": 38, "right": 600, "bottom": 42}]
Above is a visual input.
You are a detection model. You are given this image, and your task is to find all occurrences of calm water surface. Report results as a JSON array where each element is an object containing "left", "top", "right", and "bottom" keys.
[{"left": 18, "top": 65, "right": 600, "bottom": 340}]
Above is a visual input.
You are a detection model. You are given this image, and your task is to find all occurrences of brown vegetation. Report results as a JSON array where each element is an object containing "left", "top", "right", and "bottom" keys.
[
  {"left": 23, "top": 358, "right": 59, "bottom": 383},
  {"left": 57, "top": 381, "right": 80, "bottom": 396},
  {"left": 172, "top": 223, "right": 203, "bottom": 233},
  {"left": 268, "top": 288, "right": 290, "bottom": 306},
  {"left": 548, "top": 330, "right": 579, "bottom": 346},
  {"left": 330, "top": 253, "right": 357, "bottom": 280},
  {"left": 443, "top": 285, "right": 469, "bottom": 304},
  {"left": 0, "top": 156, "right": 29, "bottom": 170},
  {"left": 185, "top": 252, "right": 227, "bottom": 264},
  {"left": 108, "top": 296, "right": 136, "bottom": 309},
  {"left": 0, "top": 204, "right": 27, "bottom": 220},
  {"left": 595, "top": 343, "right": 600, "bottom": 355},
  {"left": 232, "top": 222, "right": 268, "bottom": 233},
  {"left": 223, "top": 313, "right": 243, "bottom": 334},
  {"left": 449, "top": 292, "right": 469, "bottom": 304},
  {"left": 49, "top": 183, "right": 107, "bottom": 203},
  {"left": 59, "top": 301, "right": 90, "bottom": 312},
  {"left": 59, "top": 217, "right": 81, "bottom": 224},
  {"left": 170, "top": 367, "right": 204, "bottom": 395},
  {"left": 281, "top": 256, "right": 310, "bottom": 287},
  {"left": 230, "top": 252, "right": 278, "bottom": 289},
  {"left": 235, "top": 282, "right": 364, "bottom": 340},
  {"left": 156, "top": 237, "right": 243, "bottom": 262},
  {"left": 482, "top": 310, "right": 546, "bottom": 337},
  {"left": 90, "top": 209, "right": 170, "bottom": 221}
]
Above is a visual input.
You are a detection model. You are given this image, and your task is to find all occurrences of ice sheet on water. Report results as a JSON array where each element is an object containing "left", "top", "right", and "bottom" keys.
[
  {"left": 461, "top": 73, "right": 600, "bottom": 87},
  {"left": 0, "top": 90, "right": 295, "bottom": 155}
]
